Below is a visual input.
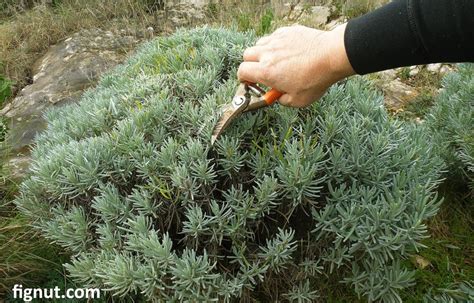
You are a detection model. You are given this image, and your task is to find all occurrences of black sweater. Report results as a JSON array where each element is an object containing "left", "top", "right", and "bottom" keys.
[{"left": 344, "top": 0, "right": 474, "bottom": 74}]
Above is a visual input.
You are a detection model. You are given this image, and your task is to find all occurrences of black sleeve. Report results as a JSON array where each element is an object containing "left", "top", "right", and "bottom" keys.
[{"left": 344, "top": 0, "right": 474, "bottom": 75}]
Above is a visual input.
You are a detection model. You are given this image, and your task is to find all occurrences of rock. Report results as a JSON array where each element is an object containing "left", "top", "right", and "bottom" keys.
[
  {"left": 161, "top": 1, "right": 208, "bottom": 28},
  {"left": 168, "top": 5, "right": 204, "bottom": 28},
  {"left": 411, "top": 254, "right": 431, "bottom": 269},
  {"left": 415, "top": 117, "right": 424, "bottom": 124},
  {"left": 0, "top": 28, "right": 141, "bottom": 178},
  {"left": 409, "top": 65, "right": 420, "bottom": 77},
  {"left": 145, "top": 27, "right": 155, "bottom": 39},
  {"left": 308, "top": 6, "right": 331, "bottom": 26},
  {"left": 4, "top": 155, "right": 31, "bottom": 180},
  {"left": 374, "top": 70, "right": 419, "bottom": 111},
  {"left": 381, "top": 79, "right": 419, "bottom": 111},
  {"left": 278, "top": 2, "right": 330, "bottom": 27},
  {"left": 325, "top": 16, "right": 346, "bottom": 30},
  {"left": 409, "top": 69, "right": 419, "bottom": 77},
  {"left": 439, "top": 64, "right": 453, "bottom": 75},
  {"left": 378, "top": 69, "right": 399, "bottom": 82},
  {"left": 426, "top": 63, "right": 442, "bottom": 73}
]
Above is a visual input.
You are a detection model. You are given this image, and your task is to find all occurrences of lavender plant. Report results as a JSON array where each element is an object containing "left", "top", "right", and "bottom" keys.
[
  {"left": 425, "top": 64, "right": 474, "bottom": 195},
  {"left": 15, "top": 27, "right": 445, "bottom": 302}
]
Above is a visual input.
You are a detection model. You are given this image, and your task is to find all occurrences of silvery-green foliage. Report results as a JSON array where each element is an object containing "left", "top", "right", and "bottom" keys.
[
  {"left": 423, "top": 281, "right": 474, "bottom": 303},
  {"left": 15, "top": 27, "right": 444, "bottom": 302},
  {"left": 425, "top": 64, "right": 474, "bottom": 194},
  {"left": 284, "top": 279, "right": 320, "bottom": 303}
]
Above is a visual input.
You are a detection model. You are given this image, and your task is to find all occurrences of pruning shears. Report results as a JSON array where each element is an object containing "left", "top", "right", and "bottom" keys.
[{"left": 211, "top": 83, "right": 283, "bottom": 145}]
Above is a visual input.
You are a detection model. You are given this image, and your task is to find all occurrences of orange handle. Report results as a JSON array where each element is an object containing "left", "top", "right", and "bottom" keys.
[{"left": 263, "top": 88, "right": 283, "bottom": 105}]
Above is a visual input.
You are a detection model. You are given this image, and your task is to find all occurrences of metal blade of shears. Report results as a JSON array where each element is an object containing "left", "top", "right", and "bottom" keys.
[
  {"left": 211, "top": 83, "right": 283, "bottom": 145},
  {"left": 211, "top": 86, "right": 249, "bottom": 145}
]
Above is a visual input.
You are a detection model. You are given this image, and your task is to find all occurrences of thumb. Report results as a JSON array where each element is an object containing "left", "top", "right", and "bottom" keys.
[
  {"left": 277, "top": 91, "right": 321, "bottom": 108},
  {"left": 277, "top": 93, "right": 292, "bottom": 107}
]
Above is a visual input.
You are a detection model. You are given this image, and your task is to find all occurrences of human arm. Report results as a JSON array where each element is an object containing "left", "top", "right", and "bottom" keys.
[
  {"left": 237, "top": 24, "right": 354, "bottom": 107},
  {"left": 346, "top": 0, "right": 474, "bottom": 74},
  {"left": 238, "top": 0, "right": 474, "bottom": 107}
]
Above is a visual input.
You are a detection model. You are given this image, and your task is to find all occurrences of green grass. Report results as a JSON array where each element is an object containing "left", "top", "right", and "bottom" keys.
[
  {"left": 400, "top": 182, "right": 474, "bottom": 302},
  {"left": 0, "top": 73, "right": 12, "bottom": 107},
  {"left": 207, "top": 2, "right": 275, "bottom": 36},
  {"left": 0, "top": 212, "right": 66, "bottom": 293},
  {"left": 403, "top": 66, "right": 442, "bottom": 88},
  {"left": 0, "top": 142, "right": 69, "bottom": 298},
  {"left": 394, "top": 67, "right": 443, "bottom": 120},
  {"left": 398, "top": 66, "right": 411, "bottom": 81},
  {"left": 257, "top": 8, "right": 274, "bottom": 36},
  {"left": 395, "top": 91, "right": 435, "bottom": 120}
]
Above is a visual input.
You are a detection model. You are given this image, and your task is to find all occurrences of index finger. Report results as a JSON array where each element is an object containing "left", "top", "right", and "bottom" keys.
[
  {"left": 243, "top": 46, "right": 263, "bottom": 62},
  {"left": 237, "top": 62, "right": 272, "bottom": 87}
]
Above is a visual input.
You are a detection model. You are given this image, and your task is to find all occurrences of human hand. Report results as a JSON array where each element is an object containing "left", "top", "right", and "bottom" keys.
[{"left": 238, "top": 24, "right": 355, "bottom": 107}]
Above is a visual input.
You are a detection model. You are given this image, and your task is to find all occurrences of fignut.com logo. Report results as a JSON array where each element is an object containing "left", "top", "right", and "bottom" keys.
[{"left": 12, "top": 284, "right": 101, "bottom": 302}]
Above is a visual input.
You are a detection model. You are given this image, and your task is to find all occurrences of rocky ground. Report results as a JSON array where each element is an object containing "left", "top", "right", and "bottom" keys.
[{"left": 1, "top": 29, "right": 142, "bottom": 177}]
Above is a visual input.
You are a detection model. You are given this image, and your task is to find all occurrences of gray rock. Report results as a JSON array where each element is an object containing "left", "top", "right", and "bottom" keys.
[
  {"left": 308, "top": 6, "right": 331, "bottom": 26},
  {"left": 278, "top": 2, "right": 330, "bottom": 27},
  {"left": 439, "top": 65, "right": 453, "bottom": 75},
  {"left": 374, "top": 70, "right": 419, "bottom": 111},
  {"left": 380, "top": 79, "right": 419, "bottom": 111},
  {"left": 325, "top": 16, "right": 347, "bottom": 30},
  {"left": 161, "top": 1, "right": 208, "bottom": 28},
  {"left": 1, "top": 28, "right": 141, "bottom": 178},
  {"left": 377, "top": 69, "right": 399, "bottom": 82},
  {"left": 409, "top": 65, "right": 420, "bottom": 77},
  {"left": 426, "top": 63, "right": 442, "bottom": 73}
]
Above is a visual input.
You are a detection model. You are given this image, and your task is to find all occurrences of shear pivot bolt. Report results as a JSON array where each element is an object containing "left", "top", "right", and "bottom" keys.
[{"left": 233, "top": 96, "right": 245, "bottom": 106}]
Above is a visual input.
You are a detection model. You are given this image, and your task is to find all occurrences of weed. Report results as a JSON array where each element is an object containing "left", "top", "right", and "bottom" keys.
[
  {"left": 257, "top": 8, "right": 274, "bottom": 35},
  {"left": 394, "top": 67, "right": 442, "bottom": 120},
  {"left": 0, "top": 74, "right": 12, "bottom": 106},
  {"left": 140, "top": 0, "right": 164, "bottom": 13},
  {"left": 406, "top": 66, "right": 442, "bottom": 88},
  {"left": 406, "top": 91, "right": 435, "bottom": 116},
  {"left": 206, "top": 1, "right": 219, "bottom": 19},
  {"left": 0, "top": 210, "right": 64, "bottom": 295},
  {"left": 330, "top": 0, "right": 344, "bottom": 20},
  {"left": 237, "top": 12, "right": 252, "bottom": 32},
  {"left": 398, "top": 66, "right": 411, "bottom": 81},
  {"left": 0, "top": 140, "right": 66, "bottom": 297},
  {"left": 395, "top": 91, "right": 435, "bottom": 120}
]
